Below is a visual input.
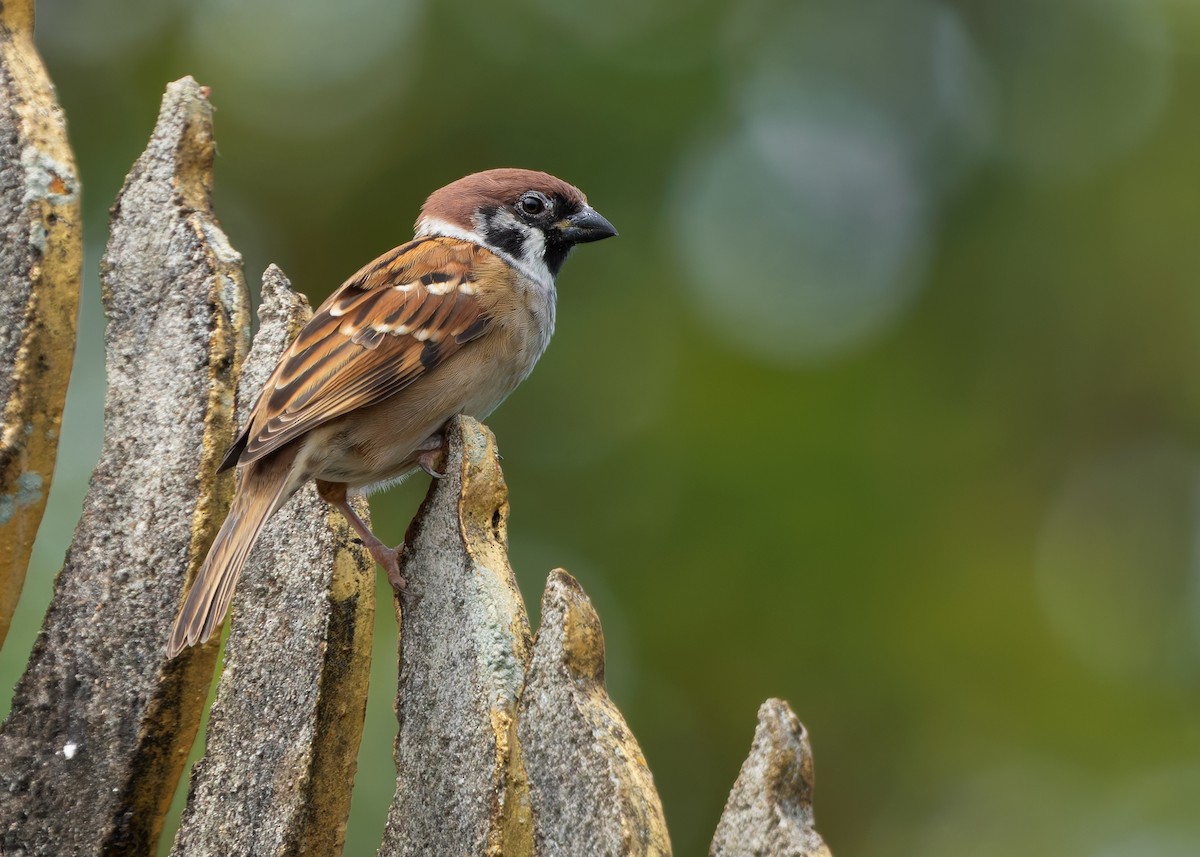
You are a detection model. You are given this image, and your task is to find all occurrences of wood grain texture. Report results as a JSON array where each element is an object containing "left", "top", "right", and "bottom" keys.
[
  {"left": 0, "top": 0, "right": 82, "bottom": 650},
  {"left": 170, "top": 265, "right": 375, "bottom": 857},
  {"left": 0, "top": 77, "right": 248, "bottom": 857},
  {"left": 377, "top": 415, "right": 533, "bottom": 856}
]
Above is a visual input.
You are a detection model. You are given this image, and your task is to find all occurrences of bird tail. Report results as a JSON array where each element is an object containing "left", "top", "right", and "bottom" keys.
[{"left": 167, "top": 454, "right": 296, "bottom": 657}]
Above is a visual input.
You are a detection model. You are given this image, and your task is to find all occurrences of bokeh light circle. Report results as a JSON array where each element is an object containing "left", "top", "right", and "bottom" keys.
[
  {"left": 972, "top": 0, "right": 1171, "bottom": 179},
  {"left": 673, "top": 0, "right": 999, "bottom": 366},
  {"left": 729, "top": 0, "right": 994, "bottom": 194},
  {"left": 673, "top": 94, "right": 931, "bottom": 365}
]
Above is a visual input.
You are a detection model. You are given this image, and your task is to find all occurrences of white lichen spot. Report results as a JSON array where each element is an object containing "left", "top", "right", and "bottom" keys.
[
  {"left": 0, "top": 472, "right": 44, "bottom": 525},
  {"left": 20, "top": 147, "right": 79, "bottom": 207},
  {"left": 218, "top": 273, "right": 242, "bottom": 315},
  {"left": 17, "top": 471, "right": 43, "bottom": 502},
  {"left": 199, "top": 222, "right": 242, "bottom": 268},
  {"left": 28, "top": 219, "right": 48, "bottom": 254}
]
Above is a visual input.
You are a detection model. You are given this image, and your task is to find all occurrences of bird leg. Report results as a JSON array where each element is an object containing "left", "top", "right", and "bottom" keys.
[
  {"left": 316, "top": 480, "right": 406, "bottom": 592},
  {"left": 339, "top": 501, "right": 406, "bottom": 592}
]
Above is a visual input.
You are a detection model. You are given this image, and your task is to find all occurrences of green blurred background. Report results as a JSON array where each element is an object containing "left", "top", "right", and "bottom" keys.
[{"left": 3, "top": 0, "right": 1200, "bottom": 854}]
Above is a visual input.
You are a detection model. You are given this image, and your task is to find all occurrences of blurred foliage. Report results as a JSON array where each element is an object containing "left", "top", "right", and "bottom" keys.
[{"left": 3, "top": 0, "right": 1200, "bottom": 854}]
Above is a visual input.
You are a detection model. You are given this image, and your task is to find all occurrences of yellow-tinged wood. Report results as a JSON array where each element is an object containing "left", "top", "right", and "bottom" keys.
[
  {"left": 379, "top": 416, "right": 533, "bottom": 855},
  {"left": 0, "top": 0, "right": 83, "bottom": 649},
  {"left": 453, "top": 422, "right": 535, "bottom": 855},
  {"left": 497, "top": 708, "right": 535, "bottom": 857},
  {"left": 555, "top": 570, "right": 673, "bottom": 855},
  {"left": 286, "top": 497, "right": 375, "bottom": 856},
  {"left": 170, "top": 265, "right": 374, "bottom": 856},
  {"left": 281, "top": 283, "right": 377, "bottom": 857}
]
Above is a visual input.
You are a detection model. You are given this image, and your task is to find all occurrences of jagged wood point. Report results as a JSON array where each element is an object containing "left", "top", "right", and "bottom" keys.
[{"left": 0, "top": 59, "right": 834, "bottom": 857}]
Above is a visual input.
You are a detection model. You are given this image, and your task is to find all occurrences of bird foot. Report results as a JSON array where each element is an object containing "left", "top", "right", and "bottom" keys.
[
  {"left": 417, "top": 446, "right": 447, "bottom": 479},
  {"left": 366, "top": 542, "right": 407, "bottom": 592}
]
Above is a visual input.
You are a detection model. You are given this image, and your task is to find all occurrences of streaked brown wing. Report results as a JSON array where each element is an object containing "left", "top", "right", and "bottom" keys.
[{"left": 222, "top": 237, "right": 499, "bottom": 470}]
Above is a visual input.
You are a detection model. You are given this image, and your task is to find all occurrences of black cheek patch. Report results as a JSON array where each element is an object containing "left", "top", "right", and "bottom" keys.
[
  {"left": 487, "top": 225, "right": 526, "bottom": 259},
  {"left": 478, "top": 209, "right": 527, "bottom": 259}
]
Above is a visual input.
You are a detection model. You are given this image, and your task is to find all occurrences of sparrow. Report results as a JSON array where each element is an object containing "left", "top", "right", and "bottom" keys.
[{"left": 167, "top": 168, "right": 616, "bottom": 657}]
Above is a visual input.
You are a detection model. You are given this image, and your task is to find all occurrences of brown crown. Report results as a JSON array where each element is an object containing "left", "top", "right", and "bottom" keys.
[{"left": 419, "top": 168, "right": 587, "bottom": 230}]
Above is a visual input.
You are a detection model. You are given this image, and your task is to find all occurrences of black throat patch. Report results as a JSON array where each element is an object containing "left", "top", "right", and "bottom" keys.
[{"left": 543, "top": 239, "right": 573, "bottom": 277}]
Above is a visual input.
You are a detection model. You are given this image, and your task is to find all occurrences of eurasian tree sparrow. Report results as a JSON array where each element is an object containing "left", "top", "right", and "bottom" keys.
[{"left": 167, "top": 168, "right": 616, "bottom": 657}]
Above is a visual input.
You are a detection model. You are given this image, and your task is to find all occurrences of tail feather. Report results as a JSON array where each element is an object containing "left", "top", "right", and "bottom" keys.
[{"left": 167, "top": 457, "right": 295, "bottom": 657}]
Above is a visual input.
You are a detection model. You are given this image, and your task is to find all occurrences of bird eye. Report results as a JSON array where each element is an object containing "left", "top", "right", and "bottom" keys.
[{"left": 519, "top": 193, "right": 548, "bottom": 216}]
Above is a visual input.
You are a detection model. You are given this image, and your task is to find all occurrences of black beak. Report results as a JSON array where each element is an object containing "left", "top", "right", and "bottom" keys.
[{"left": 560, "top": 206, "right": 618, "bottom": 244}]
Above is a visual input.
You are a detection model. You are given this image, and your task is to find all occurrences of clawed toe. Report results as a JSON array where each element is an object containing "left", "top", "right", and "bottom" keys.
[
  {"left": 386, "top": 561, "right": 408, "bottom": 594},
  {"left": 326, "top": 485, "right": 415, "bottom": 596},
  {"left": 416, "top": 447, "right": 447, "bottom": 480},
  {"left": 366, "top": 544, "right": 407, "bottom": 592}
]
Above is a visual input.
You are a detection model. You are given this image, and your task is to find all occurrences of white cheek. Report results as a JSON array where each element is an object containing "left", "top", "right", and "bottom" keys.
[
  {"left": 416, "top": 214, "right": 556, "bottom": 290},
  {"left": 521, "top": 228, "right": 546, "bottom": 267}
]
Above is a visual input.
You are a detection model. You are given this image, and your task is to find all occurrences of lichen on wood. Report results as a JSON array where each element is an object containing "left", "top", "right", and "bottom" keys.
[
  {"left": 375, "top": 417, "right": 672, "bottom": 856},
  {"left": 378, "top": 415, "right": 533, "bottom": 856},
  {"left": 0, "top": 42, "right": 837, "bottom": 852},
  {"left": 0, "top": 77, "right": 248, "bottom": 856},
  {"left": 170, "top": 265, "right": 375, "bottom": 857},
  {"left": 0, "top": 0, "right": 83, "bottom": 650}
]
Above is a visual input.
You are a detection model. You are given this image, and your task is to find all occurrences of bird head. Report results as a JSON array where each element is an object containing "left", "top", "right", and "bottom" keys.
[{"left": 417, "top": 168, "right": 617, "bottom": 281}]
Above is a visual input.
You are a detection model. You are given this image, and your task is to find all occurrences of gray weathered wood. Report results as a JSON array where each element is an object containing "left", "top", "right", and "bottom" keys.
[
  {"left": 0, "top": 0, "right": 82, "bottom": 650},
  {"left": 0, "top": 58, "right": 836, "bottom": 855},
  {"left": 0, "top": 77, "right": 248, "bottom": 856},
  {"left": 710, "top": 699, "right": 832, "bottom": 857},
  {"left": 171, "top": 265, "right": 375, "bottom": 857},
  {"left": 378, "top": 415, "right": 533, "bottom": 855},
  {"left": 519, "top": 569, "right": 673, "bottom": 856}
]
